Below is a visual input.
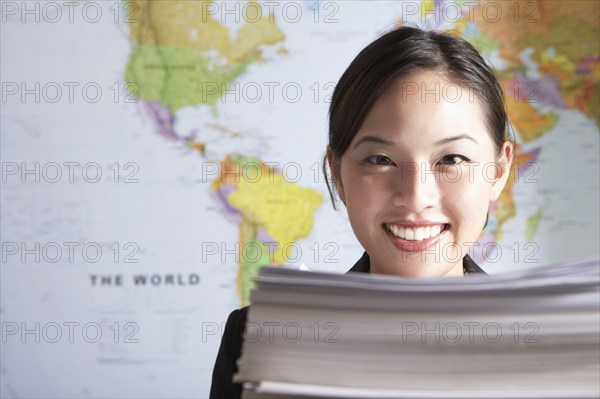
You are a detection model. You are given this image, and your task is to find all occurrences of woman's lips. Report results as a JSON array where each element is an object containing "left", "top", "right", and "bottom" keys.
[{"left": 383, "top": 223, "right": 449, "bottom": 252}]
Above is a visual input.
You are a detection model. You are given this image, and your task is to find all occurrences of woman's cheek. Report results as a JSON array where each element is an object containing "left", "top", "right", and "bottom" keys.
[{"left": 442, "top": 176, "right": 492, "bottom": 221}]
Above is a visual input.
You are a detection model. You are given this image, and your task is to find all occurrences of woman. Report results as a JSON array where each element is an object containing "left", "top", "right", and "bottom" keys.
[{"left": 210, "top": 25, "right": 514, "bottom": 398}]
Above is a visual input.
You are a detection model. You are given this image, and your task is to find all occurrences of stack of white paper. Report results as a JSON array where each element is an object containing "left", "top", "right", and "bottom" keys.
[{"left": 236, "top": 259, "right": 600, "bottom": 398}]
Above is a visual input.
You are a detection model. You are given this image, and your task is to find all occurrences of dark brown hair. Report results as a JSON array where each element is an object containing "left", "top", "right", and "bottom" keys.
[{"left": 323, "top": 26, "right": 513, "bottom": 209}]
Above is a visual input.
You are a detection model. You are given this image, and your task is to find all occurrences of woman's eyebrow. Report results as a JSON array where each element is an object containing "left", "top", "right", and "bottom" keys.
[
  {"left": 353, "top": 133, "right": 478, "bottom": 149},
  {"left": 352, "top": 136, "right": 394, "bottom": 149},
  {"left": 434, "top": 134, "right": 479, "bottom": 146}
]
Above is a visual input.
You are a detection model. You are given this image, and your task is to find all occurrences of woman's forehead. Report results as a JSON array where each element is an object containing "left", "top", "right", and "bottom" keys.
[
  {"left": 356, "top": 73, "right": 489, "bottom": 144},
  {"left": 382, "top": 71, "right": 479, "bottom": 107}
]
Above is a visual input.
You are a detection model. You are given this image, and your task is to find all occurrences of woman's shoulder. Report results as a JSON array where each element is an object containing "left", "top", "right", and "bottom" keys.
[
  {"left": 227, "top": 306, "right": 249, "bottom": 326},
  {"left": 463, "top": 253, "right": 487, "bottom": 275},
  {"left": 209, "top": 306, "right": 249, "bottom": 399},
  {"left": 221, "top": 306, "right": 250, "bottom": 350},
  {"left": 346, "top": 251, "right": 487, "bottom": 275},
  {"left": 346, "top": 252, "right": 371, "bottom": 273}
]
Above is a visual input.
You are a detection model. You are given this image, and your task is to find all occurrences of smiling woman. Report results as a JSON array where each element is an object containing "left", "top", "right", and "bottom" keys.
[
  {"left": 211, "top": 26, "right": 515, "bottom": 398},
  {"left": 325, "top": 26, "right": 514, "bottom": 278}
]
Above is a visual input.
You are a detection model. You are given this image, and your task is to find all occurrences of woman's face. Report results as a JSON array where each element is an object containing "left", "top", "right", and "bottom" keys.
[{"left": 329, "top": 72, "right": 513, "bottom": 277}]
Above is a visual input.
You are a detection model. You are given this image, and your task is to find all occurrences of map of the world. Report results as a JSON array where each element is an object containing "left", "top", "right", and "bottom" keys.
[{"left": 1, "top": 1, "right": 598, "bottom": 397}]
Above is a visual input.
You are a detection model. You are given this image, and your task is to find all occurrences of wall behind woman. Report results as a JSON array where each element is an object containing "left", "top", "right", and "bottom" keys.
[{"left": 1, "top": 1, "right": 598, "bottom": 397}]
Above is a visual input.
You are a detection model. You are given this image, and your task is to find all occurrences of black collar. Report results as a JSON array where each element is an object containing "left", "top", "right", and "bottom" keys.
[{"left": 347, "top": 251, "right": 486, "bottom": 275}]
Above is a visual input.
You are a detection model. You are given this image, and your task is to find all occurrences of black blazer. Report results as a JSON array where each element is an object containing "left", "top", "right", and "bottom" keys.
[{"left": 209, "top": 253, "right": 485, "bottom": 399}]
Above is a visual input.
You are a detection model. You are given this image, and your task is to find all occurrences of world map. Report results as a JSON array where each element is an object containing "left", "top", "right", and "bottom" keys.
[
  {"left": 123, "top": 0, "right": 599, "bottom": 305},
  {"left": 1, "top": 1, "right": 598, "bottom": 397}
]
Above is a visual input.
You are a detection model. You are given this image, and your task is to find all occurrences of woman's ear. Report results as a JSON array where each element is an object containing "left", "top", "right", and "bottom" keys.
[
  {"left": 326, "top": 147, "right": 346, "bottom": 205},
  {"left": 490, "top": 141, "right": 515, "bottom": 201}
]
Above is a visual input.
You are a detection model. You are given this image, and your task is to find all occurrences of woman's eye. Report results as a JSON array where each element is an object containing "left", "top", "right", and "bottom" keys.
[
  {"left": 365, "top": 155, "right": 394, "bottom": 165},
  {"left": 439, "top": 154, "right": 469, "bottom": 165}
]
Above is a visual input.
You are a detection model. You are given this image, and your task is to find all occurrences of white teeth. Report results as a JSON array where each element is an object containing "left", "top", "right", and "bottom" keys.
[
  {"left": 385, "top": 224, "right": 446, "bottom": 241},
  {"left": 423, "top": 226, "right": 431, "bottom": 239},
  {"left": 414, "top": 229, "right": 423, "bottom": 241}
]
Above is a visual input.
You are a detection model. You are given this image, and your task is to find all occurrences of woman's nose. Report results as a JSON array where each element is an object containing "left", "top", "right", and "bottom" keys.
[{"left": 390, "top": 161, "right": 439, "bottom": 213}]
